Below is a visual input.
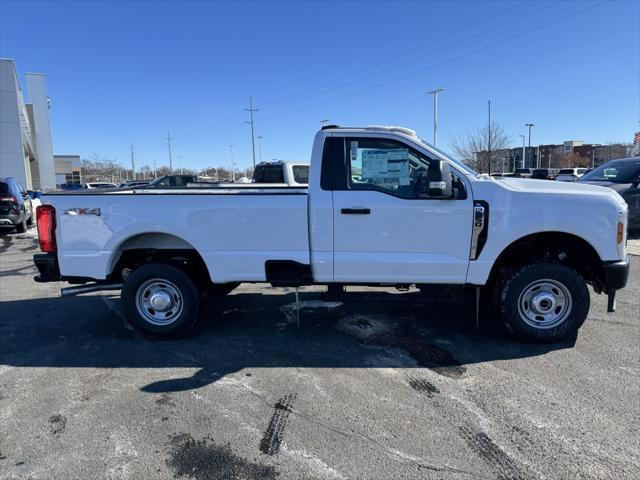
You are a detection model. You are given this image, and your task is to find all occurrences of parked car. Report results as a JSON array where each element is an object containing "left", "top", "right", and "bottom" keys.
[
  {"left": 556, "top": 168, "right": 589, "bottom": 182},
  {"left": 58, "top": 183, "right": 83, "bottom": 191},
  {"left": 578, "top": 157, "right": 640, "bottom": 233},
  {"left": 33, "top": 125, "right": 630, "bottom": 343},
  {"left": 507, "top": 168, "right": 532, "bottom": 178},
  {"left": 253, "top": 161, "right": 309, "bottom": 186},
  {"left": 531, "top": 168, "right": 559, "bottom": 180},
  {"left": 0, "top": 177, "right": 33, "bottom": 233},
  {"left": 148, "top": 175, "right": 197, "bottom": 187},
  {"left": 119, "top": 180, "right": 150, "bottom": 188},
  {"left": 84, "top": 182, "right": 118, "bottom": 189}
]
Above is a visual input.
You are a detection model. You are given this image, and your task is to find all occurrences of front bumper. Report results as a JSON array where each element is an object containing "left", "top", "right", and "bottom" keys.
[
  {"left": 33, "top": 253, "right": 61, "bottom": 282},
  {"left": 603, "top": 257, "right": 630, "bottom": 291},
  {"left": 602, "top": 256, "right": 630, "bottom": 313}
]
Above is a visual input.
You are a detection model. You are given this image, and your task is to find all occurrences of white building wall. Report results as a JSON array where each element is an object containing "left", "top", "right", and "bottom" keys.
[
  {"left": 26, "top": 73, "right": 56, "bottom": 191},
  {"left": 0, "top": 59, "right": 32, "bottom": 189}
]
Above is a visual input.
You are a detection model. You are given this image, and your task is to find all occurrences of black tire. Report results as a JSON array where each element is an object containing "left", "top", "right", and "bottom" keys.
[
  {"left": 26, "top": 210, "right": 33, "bottom": 226},
  {"left": 495, "top": 262, "right": 589, "bottom": 342},
  {"left": 122, "top": 263, "right": 200, "bottom": 338},
  {"left": 15, "top": 216, "right": 27, "bottom": 233}
]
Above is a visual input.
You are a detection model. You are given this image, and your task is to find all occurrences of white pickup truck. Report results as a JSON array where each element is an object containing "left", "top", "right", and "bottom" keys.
[{"left": 33, "top": 125, "right": 630, "bottom": 342}]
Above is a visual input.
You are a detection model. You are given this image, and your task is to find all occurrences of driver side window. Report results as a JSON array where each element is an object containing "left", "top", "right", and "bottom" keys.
[{"left": 346, "top": 138, "right": 432, "bottom": 199}]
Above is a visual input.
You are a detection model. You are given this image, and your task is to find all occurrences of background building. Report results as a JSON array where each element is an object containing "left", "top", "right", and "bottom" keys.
[
  {"left": 0, "top": 58, "right": 75, "bottom": 191},
  {"left": 53, "top": 154, "right": 81, "bottom": 186}
]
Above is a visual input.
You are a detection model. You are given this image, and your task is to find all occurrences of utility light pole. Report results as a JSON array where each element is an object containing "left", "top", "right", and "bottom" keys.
[
  {"left": 519, "top": 134, "right": 526, "bottom": 169},
  {"left": 525, "top": 123, "right": 534, "bottom": 147},
  {"left": 319, "top": 119, "right": 329, "bottom": 127},
  {"left": 229, "top": 144, "right": 236, "bottom": 182},
  {"left": 166, "top": 131, "right": 174, "bottom": 173},
  {"left": 130, "top": 143, "right": 135, "bottom": 180},
  {"left": 246, "top": 97, "right": 258, "bottom": 169},
  {"left": 487, "top": 99, "right": 491, "bottom": 175},
  {"left": 426, "top": 88, "right": 445, "bottom": 146},
  {"left": 257, "top": 135, "right": 264, "bottom": 164}
]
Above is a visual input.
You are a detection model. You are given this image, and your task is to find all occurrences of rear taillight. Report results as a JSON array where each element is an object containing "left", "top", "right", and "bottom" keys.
[{"left": 36, "top": 205, "right": 57, "bottom": 253}]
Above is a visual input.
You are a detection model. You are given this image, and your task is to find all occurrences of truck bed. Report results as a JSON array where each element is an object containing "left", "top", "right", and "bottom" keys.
[{"left": 44, "top": 189, "right": 310, "bottom": 282}]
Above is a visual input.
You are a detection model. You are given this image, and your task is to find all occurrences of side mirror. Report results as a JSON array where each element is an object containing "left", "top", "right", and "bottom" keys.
[
  {"left": 632, "top": 175, "right": 640, "bottom": 188},
  {"left": 425, "top": 159, "right": 453, "bottom": 198}
]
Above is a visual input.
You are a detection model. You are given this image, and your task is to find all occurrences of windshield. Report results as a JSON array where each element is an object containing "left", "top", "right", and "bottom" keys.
[
  {"left": 558, "top": 169, "right": 575, "bottom": 174},
  {"left": 579, "top": 159, "right": 640, "bottom": 184},
  {"left": 418, "top": 138, "right": 477, "bottom": 175}
]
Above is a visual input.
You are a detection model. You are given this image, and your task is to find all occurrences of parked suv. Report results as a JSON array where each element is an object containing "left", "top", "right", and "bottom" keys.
[
  {"left": 578, "top": 157, "right": 640, "bottom": 233},
  {"left": 531, "top": 168, "right": 559, "bottom": 180},
  {"left": 556, "top": 168, "right": 588, "bottom": 182},
  {"left": 0, "top": 177, "right": 33, "bottom": 233}
]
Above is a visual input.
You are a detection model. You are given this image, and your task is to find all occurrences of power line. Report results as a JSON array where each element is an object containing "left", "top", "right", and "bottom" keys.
[
  {"left": 257, "top": 1, "right": 609, "bottom": 124},
  {"left": 256, "top": 0, "right": 562, "bottom": 114},
  {"left": 132, "top": 1, "right": 532, "bottom": 148},
  {"left": 143, "top": 0, "right": 606, "bottom": 151},
  {"left": 257, "top": 0, "right": 530, "bottom": 111}
]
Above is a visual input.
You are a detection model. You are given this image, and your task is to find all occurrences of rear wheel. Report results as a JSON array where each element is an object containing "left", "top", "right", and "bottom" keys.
[
  {"left": 495, "top": 262, "right": 589, "bottom": 342},
  {"left": 15, "top": 216, "right": 27, "bottom": 233},
  {"left": 122, "top": 263, "right": 200, "bottom": 338}
]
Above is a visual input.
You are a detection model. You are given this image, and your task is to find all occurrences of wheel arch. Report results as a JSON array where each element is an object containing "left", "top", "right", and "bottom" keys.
[
  {"left": 486, "top": 231, "right": 604, "bottom": 291},
  {"left": 107, "top": 232, "right": 213, "bottom": 283}
]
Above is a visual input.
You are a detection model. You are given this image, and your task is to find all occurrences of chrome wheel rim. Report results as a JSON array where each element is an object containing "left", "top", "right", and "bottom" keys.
[
  {"left": 517, "top": 279, "right": 572, "bottom": 329},
  {"left": 135, "top": 279, "right": 183, "bottom": 326}
]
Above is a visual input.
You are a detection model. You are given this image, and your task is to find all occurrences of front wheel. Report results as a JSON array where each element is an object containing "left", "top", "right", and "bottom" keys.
[
  {"left": 495, "top": 262, "right": 590, "bottom": 342},
  {"left": 122, "top": 263, "right": 200, "bottom": 338}
]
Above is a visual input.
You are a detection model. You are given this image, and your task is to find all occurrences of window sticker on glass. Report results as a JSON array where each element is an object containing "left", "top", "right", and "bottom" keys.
[{"left": 361, "top": 149, "right": 410, "bottom": 186}]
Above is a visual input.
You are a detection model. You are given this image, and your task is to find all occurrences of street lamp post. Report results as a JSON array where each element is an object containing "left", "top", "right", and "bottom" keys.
[
  {"left": 229, "top": 145, "right": 236, "bottom": 182},
  {"left": 426, "top": 88, "right": 445, "bottom": 146},
  {"left": 257, "top": 135, "right": 263, "bottom": 164},
  {"left": 519, "top": 134, "right": 526, "bottom": 169},
  {"left": 525, "top": 123, "right": 534, "bottom": 147}
]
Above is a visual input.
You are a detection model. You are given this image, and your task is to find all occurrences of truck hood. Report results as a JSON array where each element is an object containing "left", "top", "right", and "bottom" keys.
[{"left": 494, "top": 177, "right": 625, "bottom": 202}]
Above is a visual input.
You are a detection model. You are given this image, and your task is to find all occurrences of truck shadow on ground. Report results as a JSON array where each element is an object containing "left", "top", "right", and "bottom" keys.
[{"left": 0, "top": 288, "right": 576, "bottom": 394}]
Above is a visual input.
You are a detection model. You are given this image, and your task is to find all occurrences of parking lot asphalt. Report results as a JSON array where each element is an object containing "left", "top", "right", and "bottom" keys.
[{"left": 1, "top": 228, "right": 639, "bottom": 480}]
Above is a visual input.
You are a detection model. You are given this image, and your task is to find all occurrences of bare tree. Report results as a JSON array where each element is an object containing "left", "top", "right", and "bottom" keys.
[
  {"left": 449, "top": 122, "right": 511, "bottom": 173},
  {"left": 81, "top": 155, "right": 126, "bottom": 183}
]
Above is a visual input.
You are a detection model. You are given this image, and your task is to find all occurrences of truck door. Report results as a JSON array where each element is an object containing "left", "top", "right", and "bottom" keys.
[{"left": 331, "top": 136, "right": 473, "bottom": 284}]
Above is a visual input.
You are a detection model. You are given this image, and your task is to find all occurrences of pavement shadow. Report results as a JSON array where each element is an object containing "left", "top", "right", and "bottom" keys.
[{"left": 0, "top": 288, "right": 575, "bottom": 394}]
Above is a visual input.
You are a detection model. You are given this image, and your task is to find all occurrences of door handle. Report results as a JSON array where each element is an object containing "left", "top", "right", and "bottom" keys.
[{"left": 341, "top": 208, "right": 371, "bottom": 215}]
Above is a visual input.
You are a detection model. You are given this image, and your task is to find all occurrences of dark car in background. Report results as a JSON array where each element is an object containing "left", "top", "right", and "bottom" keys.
[
  {"left": 511, "top": 167, "right": 532, "bottom": 178},
  {"left": 578, "top": 156, "right": 640, "bottom": 234},
  {"left": 0, "top": 177, "right": 33, "bottom": 233},
  {"left": 148, "top": 175, "right": 197, "bottom": 187},
  {"left": 531, "top": 168, "right": 559, "bottom": 180}
]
